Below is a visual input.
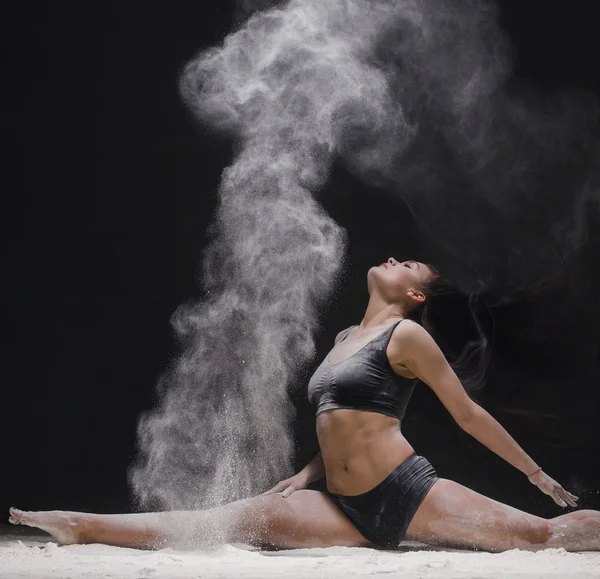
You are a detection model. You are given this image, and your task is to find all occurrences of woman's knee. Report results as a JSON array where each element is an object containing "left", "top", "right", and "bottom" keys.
[
  {"left": 518, "top": 518, "right": 553, "bottom": 549},
  {"left": 220, "top": 493, "right": 290, "bottom": 546}
]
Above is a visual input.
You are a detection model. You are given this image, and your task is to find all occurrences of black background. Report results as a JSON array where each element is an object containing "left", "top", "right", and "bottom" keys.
[{"left": 3, "top": 1, "right": 599, "bottom": 522}]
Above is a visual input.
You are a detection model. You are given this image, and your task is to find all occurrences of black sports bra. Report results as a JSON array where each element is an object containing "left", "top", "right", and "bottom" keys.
[{"left": 307, "top": 320, "right": 417, "bottom": 421}]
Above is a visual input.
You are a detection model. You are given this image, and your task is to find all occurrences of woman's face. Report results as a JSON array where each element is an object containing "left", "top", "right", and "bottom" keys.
[{"left": 368, "top": 257, "right": 436, "bottom": 306}]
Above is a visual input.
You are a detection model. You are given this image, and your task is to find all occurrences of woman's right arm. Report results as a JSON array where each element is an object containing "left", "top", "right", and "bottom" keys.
[
  {"left": 262, "top": 452, "right": 325, "bottom": 497},
  {"left": 299, "top": 451, "right": 325, "bottom": 484}
]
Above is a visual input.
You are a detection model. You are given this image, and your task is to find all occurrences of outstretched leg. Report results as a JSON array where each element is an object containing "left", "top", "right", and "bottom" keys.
[
  {"left": 9, "top": 490, "right": 373, "bottom": 550},
  {"left": 406, "top": 479, "right": 600, "bottom": 552}
]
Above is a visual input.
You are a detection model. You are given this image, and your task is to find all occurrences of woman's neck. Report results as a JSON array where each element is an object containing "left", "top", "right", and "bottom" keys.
[{"left": 359, "top": 294, "right": 407, "bottom": 330}]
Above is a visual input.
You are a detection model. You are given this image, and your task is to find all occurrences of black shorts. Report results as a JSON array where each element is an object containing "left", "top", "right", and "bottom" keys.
[{"left": 326, "top": 453, "right": 439, "bottom": 549}]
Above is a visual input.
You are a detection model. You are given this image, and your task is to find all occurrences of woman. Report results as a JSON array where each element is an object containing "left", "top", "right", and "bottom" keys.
[{"left": 9, "top": 258, "right": 600, "bottom": 551}]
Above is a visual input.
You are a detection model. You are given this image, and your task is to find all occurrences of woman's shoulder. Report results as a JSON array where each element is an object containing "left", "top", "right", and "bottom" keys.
[
  {"left": 334, "top": 325, "right": 359, "bottom": 344},
  {"left": 386, "top": 320, "right": 435, "bottom": 370},
  {"left": 391, "top": 319, "right": 434, "bottom": 347}
]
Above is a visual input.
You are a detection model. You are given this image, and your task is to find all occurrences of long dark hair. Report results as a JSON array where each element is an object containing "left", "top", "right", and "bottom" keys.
[{"left": 407, "top": 266, "right": 492, "bottom": 396}]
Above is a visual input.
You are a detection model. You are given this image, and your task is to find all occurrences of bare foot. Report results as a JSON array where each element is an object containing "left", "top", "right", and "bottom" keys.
[{"left": 9, "top": 507, "right": 85, "bottom": 545}]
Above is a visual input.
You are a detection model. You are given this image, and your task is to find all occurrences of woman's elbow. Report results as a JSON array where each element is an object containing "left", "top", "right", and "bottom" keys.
[{"left": 454, "top": 400, "right": 482, "bottom": 427}]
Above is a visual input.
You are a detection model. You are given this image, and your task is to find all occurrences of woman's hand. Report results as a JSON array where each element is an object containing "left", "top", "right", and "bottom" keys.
[
  {"left": 262, "top": 473, "right": 309, "bottom": 498},
  {"left": 528, "top": 470, "right": 579, "bottom": 508}
]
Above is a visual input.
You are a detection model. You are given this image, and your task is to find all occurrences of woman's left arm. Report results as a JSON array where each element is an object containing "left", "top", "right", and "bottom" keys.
[{"left": 389, "top": 321, "right": 579, "bottom": 508}]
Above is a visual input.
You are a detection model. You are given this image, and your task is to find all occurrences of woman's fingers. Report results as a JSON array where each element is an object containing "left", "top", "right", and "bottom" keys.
[
  {"left": 558, "top": 487, "right": 579, "bottom": 507},
  {"left": 553, "top": 486, "right": 578, "bottom": 508},
  {"left": 262, "top": 474, "right": 307, "bottom": 497},
  {"left": 535, "top": 474, "right": 580, "bottom": 508},
  {"left": 261, "top": 480, "right": 300, "bottom": 497},
  {"left": 554, "top": 493, "right": 568, "bottom": 507},
  {"left": 548, "top": 488, "right": 566, "bottom": 507},
  {"left": 261, "top": 480, "right": 288, "bottom": 495},
  {"left": 281, "top": 484, "right": 297, "bottom": 498}
]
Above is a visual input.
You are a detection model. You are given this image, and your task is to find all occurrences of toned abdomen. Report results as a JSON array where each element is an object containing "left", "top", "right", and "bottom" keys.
[{"left": 316, "top": 408, "right": 415, "bottom": 495}]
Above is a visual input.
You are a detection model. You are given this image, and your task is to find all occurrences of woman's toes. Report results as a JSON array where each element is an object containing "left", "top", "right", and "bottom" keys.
[
  {"left": 9, "top": 507, "right": 23, "bottom": 524},
  {"left": 9, "top": 507, "right": 34, "bottom": 526}
]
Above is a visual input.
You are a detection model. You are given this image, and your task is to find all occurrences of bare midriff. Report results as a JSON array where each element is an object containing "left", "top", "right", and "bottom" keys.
[{"left": 317, "top": 408, "right": 415, "bottom": 496}]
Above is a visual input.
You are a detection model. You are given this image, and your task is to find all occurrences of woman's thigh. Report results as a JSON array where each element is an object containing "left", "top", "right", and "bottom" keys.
[
  {"left": 405, "top": 479, "right": 552, "bottom": 552},
  {"left": 231, "top": 490, "right": 373, "bottom": 549}
]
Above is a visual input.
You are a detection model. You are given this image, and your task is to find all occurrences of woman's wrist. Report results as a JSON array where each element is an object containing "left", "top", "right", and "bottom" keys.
[
  {"left": 526, "top": 466, "right": 543, "bottom": 479},
  {"left": 297, "top": 468, "right": 314, "bottom": 486}
]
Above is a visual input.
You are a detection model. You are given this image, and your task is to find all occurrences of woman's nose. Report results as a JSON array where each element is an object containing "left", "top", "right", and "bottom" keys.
[{"left": 388, "top": 257, "right": 397, "bottom": 266}]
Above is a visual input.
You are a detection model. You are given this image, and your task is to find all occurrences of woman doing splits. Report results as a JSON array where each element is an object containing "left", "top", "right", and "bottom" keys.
[{"left": 9, "top": 258, "right": 600, "bottom": 551}]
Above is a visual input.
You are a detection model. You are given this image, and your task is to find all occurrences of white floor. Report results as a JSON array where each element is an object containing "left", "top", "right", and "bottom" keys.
[{"left": 1, "top": 526, "right": 599, "bottom": 579}]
